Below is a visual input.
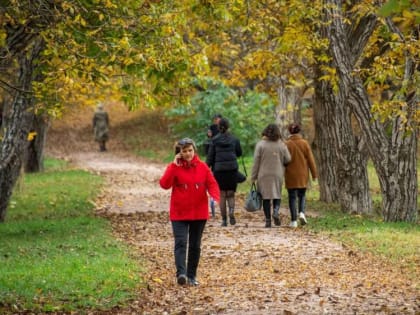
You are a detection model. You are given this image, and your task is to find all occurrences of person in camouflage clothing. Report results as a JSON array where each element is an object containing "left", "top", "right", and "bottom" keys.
[{"left": 92, "top": 103, "right": 109, "bottom": 152}]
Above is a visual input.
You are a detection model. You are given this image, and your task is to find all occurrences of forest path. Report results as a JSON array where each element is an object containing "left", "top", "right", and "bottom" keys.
[
  {"left": 44, "top": 104, "right": 418, "bottom": 315},
  {"left": 60, "top": 149, "right": 418, "bottom": 315}
]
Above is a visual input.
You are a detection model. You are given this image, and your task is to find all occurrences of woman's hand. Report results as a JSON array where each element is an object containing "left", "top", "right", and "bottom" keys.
[{"left": 173, "top": 153, "right": 182, "bottom": 166}]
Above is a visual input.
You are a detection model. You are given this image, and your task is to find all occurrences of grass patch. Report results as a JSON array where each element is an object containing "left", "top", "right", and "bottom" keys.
[
  {"left": 307, "top": 206, "right": 420, "bottom": 278},
  {"left": 0, "top": 158, "right": 143, "bottom": 313}
]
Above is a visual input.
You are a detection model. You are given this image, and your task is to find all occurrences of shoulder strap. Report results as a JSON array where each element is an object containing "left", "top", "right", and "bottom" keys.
[{"left": 241, "top": 156, "right": 247, "bottom": 177}]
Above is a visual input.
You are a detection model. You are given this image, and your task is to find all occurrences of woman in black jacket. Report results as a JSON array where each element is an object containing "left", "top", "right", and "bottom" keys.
[{"left": 206, "top": 118, "right": 242, "bottom": 226}]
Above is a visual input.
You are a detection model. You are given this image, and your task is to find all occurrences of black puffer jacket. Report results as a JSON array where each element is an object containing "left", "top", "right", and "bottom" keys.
[{"left": 206, "top": 132, "right": 242, "bottom": 171}]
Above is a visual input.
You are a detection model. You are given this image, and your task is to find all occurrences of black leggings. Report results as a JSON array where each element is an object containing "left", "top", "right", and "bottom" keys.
[{"left": 262, "top": 199, "right": 281, "bottom": 219}]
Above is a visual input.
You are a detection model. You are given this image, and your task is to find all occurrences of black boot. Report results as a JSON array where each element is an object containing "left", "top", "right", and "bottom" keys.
[
  {"left": 272, "top": 208, "right": 281, "bottom": 226},
  {"left": 229, "top": 208, "right": 236, "bottom": 225},
  {"left": 262, "top": 199, "right": 271, "bottom": 228},
  {"left": 221, "top": 216, "right": 227, "bottom": 227},
  {"left": 272, "top": 199, "right": 281, "bottom": 226}
]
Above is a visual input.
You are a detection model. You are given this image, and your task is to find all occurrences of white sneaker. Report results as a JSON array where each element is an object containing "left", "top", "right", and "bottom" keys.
[
  {"left": 299, "top": 212, "right": 307, "bottom": 225},
  {"left": 289, "top": 221, "right": 298, "bottom": 228}
]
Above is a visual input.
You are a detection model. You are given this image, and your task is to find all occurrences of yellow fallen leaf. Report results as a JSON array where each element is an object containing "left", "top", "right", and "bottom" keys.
[{"left": 152, "top": 278, "right": 163, "bottom": 283}]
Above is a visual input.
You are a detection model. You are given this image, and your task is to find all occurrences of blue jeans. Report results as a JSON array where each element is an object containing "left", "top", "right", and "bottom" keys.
[
  {"left": 288, "top": 188, "right": 306, "bottom": 221},
  {"left": 171, "top": 220, "right": 207, "bottom": 279}
]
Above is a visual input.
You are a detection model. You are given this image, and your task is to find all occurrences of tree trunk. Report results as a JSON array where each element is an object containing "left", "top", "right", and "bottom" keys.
[
  {"left": 312, "top": 3, "right": 372, "bottom": 213},
  {"left": 326, "top": 0, "right": 418, "bottom": 222},
  {"left": 24, "top": 113, "right": 49, "bottom": 173},
  {"left": 312, "top": 73, "right": 339, "bottom": 203},
  {"left": 313, "top": 69, "right": 372, "bottom": 212},
  {"left": 0, "top": 42, "right": 41, "bottom": 222}
]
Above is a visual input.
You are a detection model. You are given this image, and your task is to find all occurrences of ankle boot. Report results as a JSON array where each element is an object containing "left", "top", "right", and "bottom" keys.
[
  {"left": 262, "top": 202, "right": 271, "bottom": 228},
  {"left": 272, "top": 208, "right": 281, "bottom": 226},
  {"left": 221, "top": 216, "right": 227, "bottom": 227},
  {"left": 228, "top": 208, "right": 236, "bottom": 225}
]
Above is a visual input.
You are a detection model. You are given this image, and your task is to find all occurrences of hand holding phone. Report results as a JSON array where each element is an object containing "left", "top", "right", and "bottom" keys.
[{"left": 174, "top": 153, "right": 182, "bottom": 166}]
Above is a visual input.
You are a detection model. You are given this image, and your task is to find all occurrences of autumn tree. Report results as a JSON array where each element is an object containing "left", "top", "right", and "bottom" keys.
[
  {"left": 322, "top": 0, "right": 418, "bottom": 221},
  {"left": 0, "top": 0, "right": 205, "bottom": 221},
  {"left": 176, "top": 0, "right": 418, "bottom": 221}
]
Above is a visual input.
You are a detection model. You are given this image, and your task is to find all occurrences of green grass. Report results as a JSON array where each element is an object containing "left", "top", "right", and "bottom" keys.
[
  {"left": 0, "top": 158, "right": 143, "bottom": 313},
  {"left": 308, "top": 208, "right": 420, "bottom": 278}
]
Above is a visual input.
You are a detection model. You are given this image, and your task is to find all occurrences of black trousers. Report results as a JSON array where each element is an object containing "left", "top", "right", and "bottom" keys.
[{"left": 171, "top": 220, "right": 207, "bottom": 278}]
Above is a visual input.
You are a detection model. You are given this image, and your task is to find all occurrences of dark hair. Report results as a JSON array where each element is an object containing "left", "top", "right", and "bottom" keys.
[
  {"left": 174, "top": 138, "right": 196, "bottom": 154},
  {"left": 262, "top": 124, "right": 281, "bottom": 141},
  {"left": 288, "top": 123, "right": 301, "bottom": 134},
  {"left": 212, "top": 113, "right": 222, "bottom": 119},
  {"left": 218, "top": 118, "right": 229, "bottom": 133}
]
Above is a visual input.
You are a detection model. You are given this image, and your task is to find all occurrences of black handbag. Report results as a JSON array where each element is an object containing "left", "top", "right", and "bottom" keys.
[
  {"left": 236, "top": 171, "right": 247, "bottom": 183},
  {"left": 236, "top": 157, "right": 247, "bottom": 183},
  {"left": 244, "top": 183, "right": 262, "bottom": 212}
]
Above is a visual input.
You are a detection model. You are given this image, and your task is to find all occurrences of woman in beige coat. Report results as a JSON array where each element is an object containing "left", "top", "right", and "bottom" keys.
[
  {"left": 251, "top": 124, "right": 291, "bottom": 227},
  {"left": 284, "top": 123, "right": 318, "bottom": 228}
]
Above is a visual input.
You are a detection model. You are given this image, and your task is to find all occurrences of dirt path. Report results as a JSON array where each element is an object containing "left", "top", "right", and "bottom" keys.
[{"left": 61, "top": 149, "right": 418, "bottom": 315}]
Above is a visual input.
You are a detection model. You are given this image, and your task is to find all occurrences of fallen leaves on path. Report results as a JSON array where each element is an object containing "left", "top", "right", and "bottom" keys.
[{"left": 68, "top": 152, "right": 419, "bottom": 315}]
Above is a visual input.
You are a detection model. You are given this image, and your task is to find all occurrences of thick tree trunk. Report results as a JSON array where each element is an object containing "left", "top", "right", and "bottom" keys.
[
  {"left": 326, "top": 0, "right": 418, "bottom": 222},
  {"left": 351, "top": 80, "right": 418, "bottom": 221},
  {"left": 313, "top": 70, "right": 372, "bottom": 212},
  {"left": 312, "top": 3, "right": 372, "bottom": 212},
  {"left": 312, "top": 75, "right": 339, "bottom": 203},
  {"left": 0, "top": 42, "right": 41, "bottom": 222}
]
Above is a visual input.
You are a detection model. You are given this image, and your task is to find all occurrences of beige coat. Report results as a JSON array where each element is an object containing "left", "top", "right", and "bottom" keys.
[
  {"left": 285, "top": 134, "right": 317, "bottom": 189},
  {"left": 251, "top": 138, "right": 291, "bottom": 199}
]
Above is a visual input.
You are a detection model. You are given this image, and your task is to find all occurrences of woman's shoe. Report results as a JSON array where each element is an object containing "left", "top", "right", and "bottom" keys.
[
  {"left": 299, "top": 212, "right": 307, "bottom": 225},
  {"left": 188, "top": 277, "right": 199, "bottom": 286},
  {"left": 177, "top": 274, "right": 187, "bottom": 285}
]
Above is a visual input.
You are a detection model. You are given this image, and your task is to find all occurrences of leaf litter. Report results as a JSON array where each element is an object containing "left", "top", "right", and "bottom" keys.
[
  {"left": 62, "top": 150, "right": 418, "bottom": 315},
  {"left": 44, "top": 106, "right": 418, "bottom": 315}
]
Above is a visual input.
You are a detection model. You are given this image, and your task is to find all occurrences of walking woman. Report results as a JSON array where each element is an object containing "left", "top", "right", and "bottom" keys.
[
  {"left": 160, "top": 138, "right": 220, "bottom": 286},
  {"left": 92, "top": 103, "right": 109, "bottom": 152},
  {"left": 251, "top": 124, "right": 291, "bottom": 228},
  {"left": 206, "top": 118, "right": 243, "bottom": 226},
  {"left": 284, "top": 123, "right": 317, "bottom": 228}
]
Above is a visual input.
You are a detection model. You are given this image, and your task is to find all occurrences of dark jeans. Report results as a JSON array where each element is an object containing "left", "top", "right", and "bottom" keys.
[
  {"left": 288, "top": 188, "right": 306, "bottom": 221},
  {"left": 171, "top": 220, "right": 207, "bottom": 279}
]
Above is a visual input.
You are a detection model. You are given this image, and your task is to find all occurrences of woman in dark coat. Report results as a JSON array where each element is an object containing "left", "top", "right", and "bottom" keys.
[
  {"left": 206, "top": 118, "right": 242, "bottom": 226},
  {"left": 92, "top": 103, "right": 109, "bottom": 152}
]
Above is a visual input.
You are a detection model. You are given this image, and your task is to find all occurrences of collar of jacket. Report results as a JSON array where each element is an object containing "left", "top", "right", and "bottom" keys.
[
  {"left": 179, "top": 154, "right": 200, "bottom": 168},
  {"left": 289, "top": 134, "right": 302, "bottom": 140}
]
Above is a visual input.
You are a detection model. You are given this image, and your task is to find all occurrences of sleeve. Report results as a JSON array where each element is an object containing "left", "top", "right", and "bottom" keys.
[
  {"left": 282, "top": 143, "right": 292, "bottom": 165},
  {"left": 205, "top": 164, "right": 220, "bottom": 202},
  {"left": 305, "top": 142, "right": 318, "bottom": 179},
  {"left": 206, "top": 141, "right": 215, "bottom": 169},
  {"left": 159, "top": 163, "right": 176, "bottom": 189},
  {"left": 251, "top": 142, "right": 261, "bottom": 182},
  {"left": 235, "top": 138, "right": 242, "bottom": 158}
]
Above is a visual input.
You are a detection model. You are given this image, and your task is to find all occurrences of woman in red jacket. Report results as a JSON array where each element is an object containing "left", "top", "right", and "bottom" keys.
[{"left": 160, "top": 138, "right": 220, "bottom": 286}]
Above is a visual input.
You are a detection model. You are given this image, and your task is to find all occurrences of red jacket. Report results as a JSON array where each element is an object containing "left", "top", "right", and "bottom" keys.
[{"left": 160, "top": 155, "right": 220, "bottom": 221}]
